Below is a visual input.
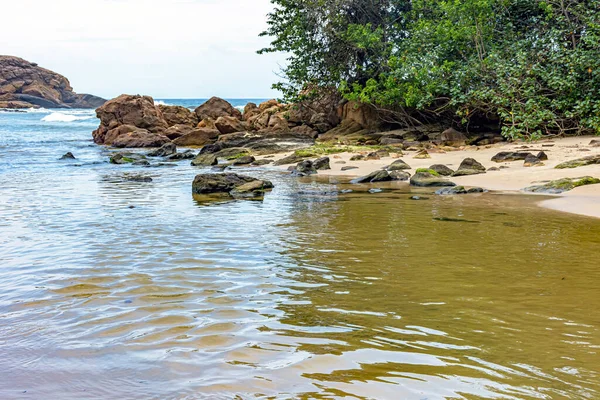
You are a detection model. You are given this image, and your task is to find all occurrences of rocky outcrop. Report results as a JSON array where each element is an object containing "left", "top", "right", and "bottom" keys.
[
  {"left": 523, "top": 177, "right": 600, "bottom": 194},
  {"left": 195, "top": 97, "right": 242, "bottom": 121},
  {"left": 555, "top": 155, "right": 600, "bottom": 169},
  {"left": 173, "top": 128, "right": 220, "bottom": 147},
  {"left": 0, "top": 55, "right": 105, "bottom": 109},
  {"left": 158, "top": 104, "right": 198, "bottom": 127}
]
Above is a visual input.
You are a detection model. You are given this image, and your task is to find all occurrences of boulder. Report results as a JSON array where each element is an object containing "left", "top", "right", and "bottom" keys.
[
  {"left": 555, "top": 155, "right": 600, "bottom": 169},
  {"left": 0, "top": 55, "right": 106, "bottom": 109},
  {"left": 351, "top": 170, "right": 409, "bottom": 184},
  {"left": 338, "top": 100, "right": 380, "bottom": 130},
  {"left": 251, "top": 159, "right": 274, "bottom": 166},
  {"left": 243, "top": 102, "right": 259, "bottom": 121},
  {"left": 230, "top": 180, "right": 274, "bottom": 199},
  {"left": 191, "top": 153, "right": 218, "bottom": 166},
  {"left": 524, "top": 154, "right": 543, "bottom": 167},
  {"left": 192, "top": 173, "right": 273, "bottom": 198},
  {"left": 111, "top": 129, "right": 170, "bottom": 148},
  {"left": 452, "top": 158, "right": 486, "bottom": 176},
  {"left": 198, "top": 117, "right": 217, "bottom": 130},
  {"left": 491, "top": 152, "right": 532, "bottom": 162},
  {"left": 167, "top": 150, "right": 196, "bottom": 160},
  {"left": 273, "top": 154, "right": 306, "bottom": 166},
  {"left": 430, "top": 164, "right": 454, "bottom": 176},
  {"left": 148, "top": 142, "right": 177, "bottom": 157},
  {"left": 212, "top": 147, "right": 251, "bottom": 160},
  {"left": 173, "top": 128, "right": 220, "bottom": 147},
  {"left": 60, "top": 152, "right": 76, "bottom": 160},
  {"left": 164, "top": 124, "right": 195, "bottom": 140},
  {"left": 537, "top": 151, "right": 549, "bottom": 161},
  {"left": 410, "top": 172, "right": 457, "bottom": 187},
  {"left": 110, "top": 152, "right": 147, "bottom": 164},
  {"left": 440, "top": 128, "right": 467, "bottom": 147},
  {"left": 413, "top": 150, "right": 431, "bottom": 159},
  {"left": 215, "top": 116, "right": 247, "bottom": 134},
  {"left": 194, "top": 97, "right": 242, "bottom": 121},
  {"left": 313, "top": 157, "right": 331, "bottom": 170},
  {"left": 385, "top": 159, "right": 411, "bottom": 171},
  {"left": 291, "top": 160, "right": 317, "bottom": 176},
  {"left": 523, "top": 177, "right": 600, "bottom": 194},
  {"left": 232, "top": 155, "right": 256, "bottom": 165},
  {"left": 158, "top": 104, "right": 198, "bottom": 127}
]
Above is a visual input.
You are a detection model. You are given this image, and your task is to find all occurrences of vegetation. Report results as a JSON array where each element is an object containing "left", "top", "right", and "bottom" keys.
[
  {"left": 260, "top": 0, "right": 600, "bottom": 140},
  {"left": 415, "top": 168, "right": 441, "bottom": 176},
  {"left": 294, "top": 143, "right": 391, "bottom": 157}
]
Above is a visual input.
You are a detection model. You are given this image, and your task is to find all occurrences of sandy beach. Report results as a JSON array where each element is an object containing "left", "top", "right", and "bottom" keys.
[{"left": 269, "top": 136, "right": 600, "bottom": 219}]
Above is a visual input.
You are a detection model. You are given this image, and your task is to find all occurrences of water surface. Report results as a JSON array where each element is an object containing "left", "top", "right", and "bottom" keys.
[{"left": 1, "top": 104, "right": 599, "bottom": 399}]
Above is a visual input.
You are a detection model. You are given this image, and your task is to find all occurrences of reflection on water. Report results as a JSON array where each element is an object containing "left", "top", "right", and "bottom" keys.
[{"left": 1, "top": 110, "right": 600, "bottom": 399}]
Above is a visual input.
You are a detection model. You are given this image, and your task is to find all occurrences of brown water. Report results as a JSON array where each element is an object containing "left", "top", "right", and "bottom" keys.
[{"left": 2, "top": 111, "right": 600, "bottom": 399}]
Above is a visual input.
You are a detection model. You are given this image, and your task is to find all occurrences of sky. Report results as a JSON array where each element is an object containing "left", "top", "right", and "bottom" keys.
[{"left": 0, "top": 0, "right": 286, "bottom": 99}]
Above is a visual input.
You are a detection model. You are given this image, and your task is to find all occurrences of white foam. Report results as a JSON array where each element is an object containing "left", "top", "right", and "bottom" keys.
[
  {"left": 41, "top": 112, "right": 94, "bottom": 122},
  {"left": 154, "top": 100, "right": 173, "bottom": 106}
]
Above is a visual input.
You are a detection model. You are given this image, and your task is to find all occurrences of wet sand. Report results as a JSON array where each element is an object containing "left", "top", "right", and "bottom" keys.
[{"left": 268, "top": 136, "right": 600, "bottom": 219}]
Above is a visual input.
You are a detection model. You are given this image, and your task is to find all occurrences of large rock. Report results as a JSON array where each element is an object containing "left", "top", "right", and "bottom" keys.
[
  {"left": 410, "top": 172, "right": 457, "bottom": 187},
  {"left": 440, "top": 128, "right": 467, "bottom": 147},
  {"left": 111, "top": 129, "right": 170, "bottom": 148},
  {"left": 0, "top": 55, "right": 106, "bottom": 109},
  {"left": 194, "top": 97, "right": 242, "bottom": 121},
  {"left": 430, "top": 164, "right": 455, "bottom": 176},
  {"left": 158, "top": 104, "right": 198, "bottom": 127},
  {"left": 452, "top": 158, "right": 486, "bottom": 176},
  {"left": 93, "top": 94, "right": 169, "bottom": 146},
  {"left": 191, "top": 153, "right": 218, "bottom": 166},
  {"left": 148, "top": 142, "right": 177, "bottom": 157},
  {"left": 215, "top": 116, "right": 247, "bottom": 134},
  {"left": 523, "top": 177, "right": 600, "bottom": 194},
  {"left": 555, "top": 155, "right": 600, "bottom": 169},
  {"left": 491, "top": 152, "right": 532, "bottom": 162},
  {"left": 192, "top": 173, "right": 274, "bottom": 198},
  {"left": 164, "top": 124, "right": 195, "bottom": 140},
  {"left": 351, "top": 170, "right": 410, "bottom": 184},
  {"left": 287, "top": 90, "right": 341, "bottom": 133},
  {"left": 216, "top": 131, "right": 315, "bottom": 154},
  {"left": 172, "top": 128, "right": 220, "bottom": 147},
  {"left": 291, "top": 160, "right": 317, "bottom": 177},
  {"left": 385, "top": 159, "right": 411, "bottom": 171}
]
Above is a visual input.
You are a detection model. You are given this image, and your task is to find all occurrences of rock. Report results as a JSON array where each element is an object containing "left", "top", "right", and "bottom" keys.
[
  {"left": 290, "top": 124, "right": 319, "bottom": 138},
  {"left": 341, "top": 166, "right": 359, "bottom": 171},
  {"left": 110, "top": 152, "right": 147, "bottom": 164},
  {"left": 122, "top": 174, "right": 153, "bottom": 183},
  {"left": 440, "top": 128, "right": 467, "bottom": 147},
  {"left": 158, "top": 104, "right": 198, "bottom": 127},
  {"left": 217, "top": 131, "right": 315, "bottom": 154},
  {"left": 467, "top": 187, "right": 486, "bottom": 193},
  {"left": 452, "top": 158, "right": 486, "bottom": 176},
  {"left": 536, "top": 151, "right": 549, "bottom": 161},
  {"left": 436, "top": 186, "right": 486, "bottom": 195},
  {"left": 523, "top": 177, "right": 600, "bottom": 194},
  {"left": 164, "top": 124, "right": 195, "bottom": 140},
  {"left": 148, "top": 142, "right": 177, "bottom": 157},
  {"left": 215, "top": 116, "right": 247, "bottom": 134},
  {"left": 232, "top": 155, "right": 256, "bottom": 165},
  {"left": 409, "top": 195, "right": 429, "bottom": 200},
  {"left": 251, "top": 159, "right": 274, "bottom": 166},
  {"left": 243, "top": 102, "right": 259, "bottom": 121},
  {"left": 369, "top": 188, "right": 383, "bottom": 194},
  {"left": 350, "top": 154, "right": 365, "bottom": 161},
  {"left": 173, "top": 128, "right": 220, "bottom": 147},
  {"left": 590, "top": 140, "right": 600, "bottom": 147},
  {"left": 410, "top": 172, "right": 456, "bottom": 187},
  {"left": 212, "top": 147, "right": 251, "bottom": 160},
  {"left": 230, "top": 180, "right": 274, "bottom": 199},
  {"left": 365, "top": 152, "right": 381, "bottom": 161},
  {"left": 198, "top": 117, "right": 217, "bottom": 130},
  {"left": 191, "top": 153, "right": 218, "bottom": 166},
  {"left": 524, "top": 154, "right": 543, "bottom": 167},
  {"left": 389, "top": 171, "right": 411, "bottom": 181},
  {"left": 491, "top": 152, "right": 533, "bottom": 162},
  {"left": 274, "top": 154, "right": 305, "bottom": 166},
  {"left": 0, "top": 56, "right": 105, "bottom": 109},
  {"left": 429, "top": 164, "right": 454, "bottom": 176},
  {"left": 385, "top": 159, "right": 411, "bottom": 171},
  {"left": 192, "top": 173, "right": 273, "bottom": 198},
  {"left": 555, "top": 155, "right": 600, "bottom": 169},
  {"left": 351, "top": 170, "right": 409, "bottom": 183},
  {"left": 413, "top": 150, "right": 431, "bottom": 159},
  {"left": 59, "top": 152, "right": 76, "bottom": 160},
  {"left": 291, "top": 160, "right": 317, "bottom": 176},
  {"left": 111, "top": 129, "right": 170, "bottom": 148},
  {"left": 194, "top": 97, "right": 242, "bottom": 121},
  {"left": 313, "top": 157, "right": 331, "bottom": 170},
  {"left": 167, "top": 150, "right": 196, "bottom": 160},
  {"left": 488, "top": 167, "right": 500, "bottom": 171}
]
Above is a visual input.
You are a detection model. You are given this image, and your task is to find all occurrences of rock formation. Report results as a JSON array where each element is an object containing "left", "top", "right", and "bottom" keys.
[{"left": 0, "top": 56, "right": 105, "bottom": 109}]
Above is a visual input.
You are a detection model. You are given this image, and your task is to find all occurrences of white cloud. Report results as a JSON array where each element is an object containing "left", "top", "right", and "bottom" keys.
[{"left": 0, "top": 0, "right": 285, "bottom": 99}]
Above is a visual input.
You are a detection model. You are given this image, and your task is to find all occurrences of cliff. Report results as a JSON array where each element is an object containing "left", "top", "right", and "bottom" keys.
[{"left": 0, "top": 55, "right": 106, "bottom": 109}]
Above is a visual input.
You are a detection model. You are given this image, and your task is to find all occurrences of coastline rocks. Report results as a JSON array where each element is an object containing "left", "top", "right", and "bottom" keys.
[
  {"left": 429, "top": 164, "right": 454, "bottom": 176},
  {"left": 158, "top": 104, "right": 198, "bottom": 127},
  {"left": 523, "top": 177, "right": 600, "bottom": 194},
  {"left": 413, "top": 150, "right": 431, "bottom": 159},
  {"left": 60, "top": 152, "right": 76, "bottom": 160},
  {"left": 215, "top": 116, "right": 247, "bottom": 134},
  {"left": 410, "top": 171, "right": 456, "bottom": 187},
  {"left": 524, "top": 154, "right": 543, "bottom": 167},
  {"left": 273, "top": 154, "right": 305, "bottom": 166},
  {"left": 112, "top": 129, "right": 170, "bottom": 148},
  {"left": 110, "top": 152, "right": 147, "bottom": 165},
  {"left": 192, "top": 173, "right": 273, "bottom": 199},
  {"left": 291, "top": 160, "right": 317, "bottom": 176},
  {"left": 217, "top": 131, "right": 315, "bottom": 153},
  {"left": 164, "top": 124, "right": 195, "bottom": 140},
  {"left": 167, "top": 150, "right": 196, "bottom": 161},
  {"left": 555, "top": 155, "right": 600, "bottom": 169},
  {"left": 148, "top": 142, "right": 177, "bottom": 157},
  {"left": 385, "top": 159, "right": 411, "bottom": 171},
  {"left": 232, "top": 155, "right": 256, "bottom": 165},
  {"left": 537, "top": 151, "right": 549, "bottom": 161},
  {"left": 452, "top": 158, "right": 486, "bottom": 176},
  {"left": 172, "top": 128, "right": 220, "bottom": 147},
  {"left": 440, "top": 128, "right": 467, "bottom": 147},
  {"left": 491, "top": 152, "right": 532, "bottom": 162},
  {"left": 313, "top": 157, "right": 331, "bottom": 171},
  {"left": 194, "top": 97, "right": 242, "bottom": 121},
  {"left": 0, "top": 56, "right": 106, "bottom": 109},
  {"left": 351, "top": 170, "right": 410, "bottom": 184},
  {"left": 191, "top": 153, "right": 218, "bottom": 167},
  {"left": 436, "top": 186, "right": 486, "bottom": 195}
]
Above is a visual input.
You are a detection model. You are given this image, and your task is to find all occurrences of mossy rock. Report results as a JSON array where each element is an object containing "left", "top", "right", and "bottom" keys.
[
  {"left": 555, "top": 155, "right": 600, "bottom": 169},
  {"left": 415, "top": 168, "right": 440, "bottom": 177},
  {"left": 523, "top": 176, "right": 600, "bottom": 194}
]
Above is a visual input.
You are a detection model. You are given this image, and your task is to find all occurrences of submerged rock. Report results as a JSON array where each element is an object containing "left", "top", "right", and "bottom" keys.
[
  {"left": 59, "top": 152, "right": 76, "bottom": 160},
  {"left": 555, "top": 155, "right": 600, "bottom": 169},
  {"left": 191, "top": 153, "right": 218, "bottom": 166},
  {"left": 452, "top": 158, "right": 486, "bottom": 176},
  {"left": 410, "top": 171, "right": 456, "bottom": 187},
  {"left": 148, "top": 142, "right": 177, "bottom": 157},
  {"left": 192, "top": 173, "right": 274, "bottom": 199},
  {"left": 436, "top": 186, "right": 486, "bottom": 195},
  {"left": 167, "top": 150, "right": 196, "bottom": 161},
  {"left": 523, "top": 176, "right": 600, "bottom": 194},
  {"left": 110, "top": 152, "right": 147, "bottom": 165}
]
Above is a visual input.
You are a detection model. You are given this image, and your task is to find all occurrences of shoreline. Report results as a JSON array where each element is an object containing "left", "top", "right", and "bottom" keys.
[{"left": 265, "top": 136, "right": 600, "bottom": 219}]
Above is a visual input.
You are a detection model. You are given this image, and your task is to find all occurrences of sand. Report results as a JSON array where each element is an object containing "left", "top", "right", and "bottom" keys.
[{"left": 266, "top": 136, "right": 600, "bottom": 219}]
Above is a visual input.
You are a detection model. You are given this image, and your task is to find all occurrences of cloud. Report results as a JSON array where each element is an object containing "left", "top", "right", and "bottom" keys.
[{"left": 0, "top": 0, "right": 285, "bottom": 98}]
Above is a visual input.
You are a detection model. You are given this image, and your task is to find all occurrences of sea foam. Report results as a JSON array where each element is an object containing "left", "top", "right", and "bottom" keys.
[{"left": 41, "top": 112, "right": 94, "bottom": 122}]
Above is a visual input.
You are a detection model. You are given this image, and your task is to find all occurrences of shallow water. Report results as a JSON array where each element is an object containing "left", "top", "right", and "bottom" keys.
[{"left": 1, "top": 105, "right": 600, "bottom": 399}]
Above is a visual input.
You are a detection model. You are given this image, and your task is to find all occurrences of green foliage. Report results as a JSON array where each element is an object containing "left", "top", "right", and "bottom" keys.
[{"left": 261, "top": 0, "right": 600, "bottom": 139}]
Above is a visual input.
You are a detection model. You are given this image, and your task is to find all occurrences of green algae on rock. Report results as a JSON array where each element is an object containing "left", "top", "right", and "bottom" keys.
[
  {"left": 555, "top": 155, "right": 600, "bottom": 169},
  {"left": 410, "top": 171, "right": 457, "bottom": 187},
  {"left": 523, "top": 176, "right": 600, "bottom": 194}
]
